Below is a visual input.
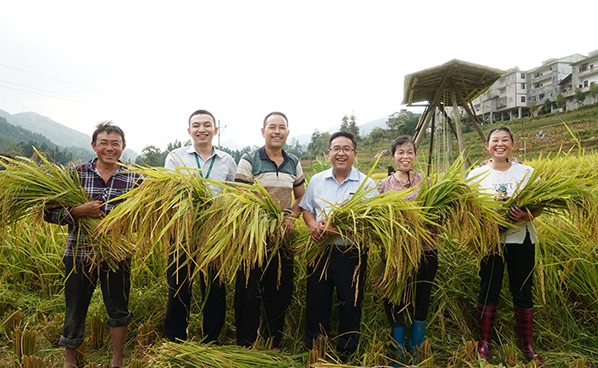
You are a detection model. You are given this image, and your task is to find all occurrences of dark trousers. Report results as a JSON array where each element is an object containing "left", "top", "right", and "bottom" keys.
[
  {"left": 478, "top": 232, "right": 535, "bottom": 308},
  {"left": 304, "top": 246, "right": 367, "bottom": 355},
  {"left": 59, "top": 256, "right": 132, "bottom": 348},
  {"left": 234, "top": 250, "right": 294, "bottom": 349},
  {"left": 164, "top": 253, "right": 226, "bottom": 343},
  {"left": 385, "top": 249, "right": 438, "bottom": 326}
]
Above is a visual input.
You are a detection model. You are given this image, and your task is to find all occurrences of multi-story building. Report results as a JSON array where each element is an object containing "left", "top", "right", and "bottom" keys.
[
  {"left": 528, "top": 54, "right": 585, "bottom": 112},
  {"left": 471, "top": 52, "right": 591, "bottom": 121},
  {"left": 472, "top": 67, "right": 528, "bottom": 124},
  {"left": 570, "top": 49, "right": 598, "bottom": 108}
]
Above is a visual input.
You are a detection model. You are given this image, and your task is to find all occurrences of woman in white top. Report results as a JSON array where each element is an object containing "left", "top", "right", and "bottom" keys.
[{"left": 466, "top": 127, "right": 544, "bottom": 366}]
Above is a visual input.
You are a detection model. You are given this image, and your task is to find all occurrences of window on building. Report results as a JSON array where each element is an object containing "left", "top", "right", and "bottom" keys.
[
  {"left": 584, "top": 80, "right": 589, "bottom": 87},
  {"left": 521, "top": 73, "right": 526, "bottom": 79},
  {"left": 539, "top": 93, "right": 545, "bottom": 99},
  {"left": 580, "top": 64, "right": 588, "bottom": 72},
  {"left": 521, "top": 83, "right": 526, "bottom": 89},
  {"left": 521, "top": 96, "right": 526, "bottom": 103}
]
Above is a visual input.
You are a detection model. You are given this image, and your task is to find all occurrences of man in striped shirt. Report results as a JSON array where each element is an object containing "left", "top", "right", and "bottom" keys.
[{"left": 234, "top": 111, "right": 305, "bottom": 350}]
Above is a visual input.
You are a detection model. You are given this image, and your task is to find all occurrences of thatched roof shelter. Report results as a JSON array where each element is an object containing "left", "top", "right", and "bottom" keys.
[{"left": 402, "top": 59, "right": 505, "bottom": 167}]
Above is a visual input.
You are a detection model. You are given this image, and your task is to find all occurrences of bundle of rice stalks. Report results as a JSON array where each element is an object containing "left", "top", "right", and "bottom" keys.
[
  {"left": 0, "top": 149, "right": 128, "bottom": 264},
  {"left": 150, "top": 341, "right": 304, "bottom": 367},
  {"left": 536, "top": 215, "right": 598, "bottom": 311},
  {"left": 101, "top": 168, "right": 290, "bottom": 283},
  {"left": 300, "top": 182, "right": 433, "bottom": 305},
  {"left": 194, "top": 180, "right": 289, "bottom": 282},
  {"left": 418, "top": 158, "right": 506, "bottom": 258},
  {"left": 98, "top": 165, "right": 213, "bottom": 266},
  {"left": 0, "top": 150, "right": 90, "bottom": 232},
  {"left": 500, "top": 152, "right": 598, "bottom": 240}
]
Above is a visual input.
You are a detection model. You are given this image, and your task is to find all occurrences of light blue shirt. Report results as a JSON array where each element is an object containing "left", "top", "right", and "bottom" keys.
[
  {"left": 164, "top": 145, "right": 237, "bottom": 192},
  {"left": 300, "top": 167, "right": 377, "bottom": 245}
]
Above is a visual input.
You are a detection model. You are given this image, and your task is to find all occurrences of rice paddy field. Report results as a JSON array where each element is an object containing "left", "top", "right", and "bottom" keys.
[{"left": 2, "top": 107, "right": 598, "bottom": 367}]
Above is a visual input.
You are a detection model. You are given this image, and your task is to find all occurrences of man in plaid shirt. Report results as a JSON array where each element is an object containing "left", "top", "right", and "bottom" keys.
[{"left": 45, "top": 121, "right": 141, "bottom": 368}]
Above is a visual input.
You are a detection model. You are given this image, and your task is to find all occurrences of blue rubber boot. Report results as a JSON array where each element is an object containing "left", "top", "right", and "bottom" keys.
[
  {"left": 391, "top": 326, "right": 406, "bottom": 355},
  {"left": 409, "top": 319, "right": 427, "bottom": 354},
  {"left": 390, "top": 326, "right": 406, "bottom": 367}
]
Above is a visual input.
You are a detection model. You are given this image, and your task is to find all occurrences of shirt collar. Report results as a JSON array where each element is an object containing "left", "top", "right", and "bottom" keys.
[
  {"left": 258, "top": 146, "right": 288, "bottom": 162},
  {"left": 86, "top": 158, "right": 126, "bottom": 172},
  {"left": 186, "top": 145, "right": 221, "bottom": 158},
  {"left": 323, "top": 167, "right": 360, "bottom": 183}
]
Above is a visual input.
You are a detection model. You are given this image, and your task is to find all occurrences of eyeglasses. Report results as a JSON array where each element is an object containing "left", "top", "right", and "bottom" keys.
[{"left": 328, "top": 147, "right": 355, "bottom": 154}]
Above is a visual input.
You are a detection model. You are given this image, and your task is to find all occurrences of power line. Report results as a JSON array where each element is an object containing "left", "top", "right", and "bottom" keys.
[
  {"left": 0, "top": 79, "right": 111, "bottom": 107},
  {"left": 0, "top": 62, "right": 126, "bottom": 99}
]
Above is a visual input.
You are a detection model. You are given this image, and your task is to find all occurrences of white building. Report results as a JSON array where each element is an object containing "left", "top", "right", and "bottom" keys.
[
  {"left": 472, "top": 67, "right": 528, "bottom": 123},
  {"left": 528, "top": 54, "right": 585, "bottom": 112},
  {"left": 570, "top": 49, "right": 598, "bottom": 107},
  {"left": 471, "top": 51, "right": 595, "bottom": 121}
]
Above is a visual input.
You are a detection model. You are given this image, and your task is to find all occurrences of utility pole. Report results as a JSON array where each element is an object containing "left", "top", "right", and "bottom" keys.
[{"left": 217, "top": 120, "right": 227, "bottom": 149}]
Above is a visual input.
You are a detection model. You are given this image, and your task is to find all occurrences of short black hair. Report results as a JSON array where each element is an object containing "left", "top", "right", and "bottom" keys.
[
  {"left": 486, "top": 126, "right": 514, "bottom": 143},
  {"left": 263, "top": 111, "right": 288, "bottom": 128},
  {"left": 92, "top": 121, "right": 126, "bottom": 144},
  {"left": 188, "top": 109, "right": 216, "bottom": 126},
  {"left": 390, "top": 135, "right": 417, "bottom": 155},
  {"left": 329, "top": 131, "right": 357, "bottom": 150}
]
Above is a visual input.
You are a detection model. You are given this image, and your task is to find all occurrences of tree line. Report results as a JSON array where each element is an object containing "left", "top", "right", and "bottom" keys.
[
  {"left": 0, "top": 110, "right": 421, "bottom": 167},
  {"left": 0, "top": 117, "right": 94, "bottom": 165},
  {"left": 135, "top": 112, "right": 422, "bottom": 166}
]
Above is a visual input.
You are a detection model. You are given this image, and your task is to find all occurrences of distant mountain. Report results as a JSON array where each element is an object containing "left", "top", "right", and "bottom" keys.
[
  {"left": 0, "top": 110, "right": 91, "bottom": 149},
  {"left": 0, "top": 109, "right": 137, "bottom": 160},
  {"left": 290, "top": 115, "right": 389, "bottom": 146},
  {"left": 0, "top": 115, "right": 60, "bottom": 149}
]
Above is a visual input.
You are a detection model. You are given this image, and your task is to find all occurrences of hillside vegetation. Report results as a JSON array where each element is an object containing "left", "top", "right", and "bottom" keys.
[{"left": 301, "top": 103, "right": 598, "bottom": 178}]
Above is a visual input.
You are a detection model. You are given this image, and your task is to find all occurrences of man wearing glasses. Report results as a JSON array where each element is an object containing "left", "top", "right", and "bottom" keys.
[{"left": 299, "top": 131, "right": 377, "bottom": 361}]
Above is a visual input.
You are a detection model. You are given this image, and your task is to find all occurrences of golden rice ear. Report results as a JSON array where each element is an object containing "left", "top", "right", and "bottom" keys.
[
  {"left": 0, "top": 148, "right": 89, "bottom": 237},
  {"left": 98, "top": 165, "right": 213, "bottom": 269},
  {"left": 0, "top": 148, "right": 139, "bottom": 267},
  {"left": 504, "top": 152, "right": 598, "bottom": 240}
]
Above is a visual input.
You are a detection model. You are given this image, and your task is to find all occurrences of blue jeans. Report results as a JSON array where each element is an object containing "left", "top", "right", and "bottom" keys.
[{"left": 59, "top": 256, "right": 132, "bottom": 348}]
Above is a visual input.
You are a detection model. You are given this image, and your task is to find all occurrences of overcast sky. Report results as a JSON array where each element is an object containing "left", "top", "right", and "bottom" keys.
[{"left": 1, "top": 1, "right": 596, "bottom": 153}]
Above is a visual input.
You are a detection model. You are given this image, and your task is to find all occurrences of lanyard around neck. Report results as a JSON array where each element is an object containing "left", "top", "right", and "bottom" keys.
[{"left": 194, "top": 152, "right": 215, "bottom": 179}]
